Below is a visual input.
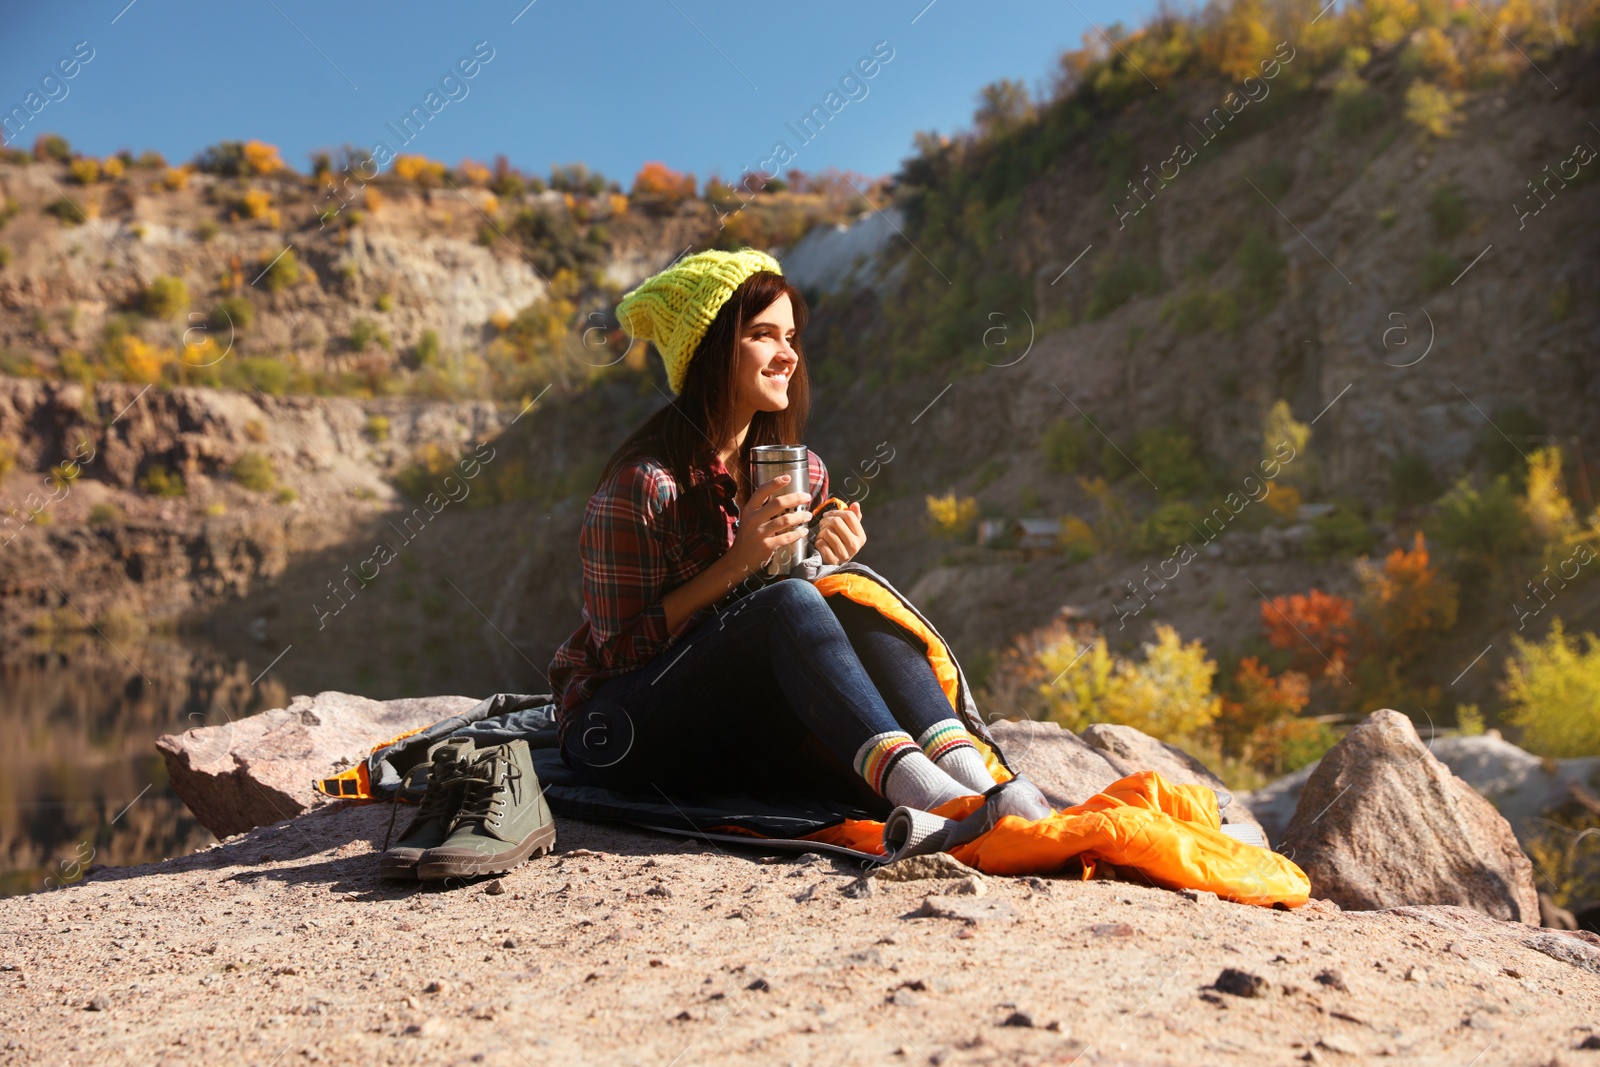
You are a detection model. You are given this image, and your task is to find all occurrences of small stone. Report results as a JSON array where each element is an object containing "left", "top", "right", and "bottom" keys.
[
  {"left": 86, "top": 994, "right": 110, "bottom": 1012},
  {"left": 1314, "top": 970, "right": 1348, "bottom": 992},
  {"left": 948, "top": 876, "right": 987, "bottom": 897},
  {"left": 873, "top": 854, "right": 981, "bottom": 882},
  {"left": 1577, "top": 1036, "right": 1600, "bottom": 1050},
  {"left": 1211, "top": 969, "right": 1268, "bottom": 998},
  {"left": 840, "top": 878, "right": 876, "bottom": 899},
  {"left": 1404, "top": 966, "right": 1427, "bottom": 983},
  {"left": 424, "top": 980, "right": 448, "bottom": 994},
  {"left": 887, "top": 989, "right": 921, "bottom": 1007},
  {"left": 483, "top": 880, "right": 505, "bottom": 896},
  {"left": 502, "top": 938, "right": 516, "bottom": 949},
  {"left": 916, "top": 896, "right": 1016, "bottom": 924},
  {"left": 1000, "top": 1011, "right": 1034, "bottom": 1028},
  {"left": 1180, "top": 888, "right": 1219, "bottom": 904},
  {"left": 746, "top": 978, "right": 771, "bottom": 992},
  {"left": 1091, "top": 923, "right": 1135, "bottom": 938},
  {"left": 646, "top": 884, "right": 673, "bottom": 898}
]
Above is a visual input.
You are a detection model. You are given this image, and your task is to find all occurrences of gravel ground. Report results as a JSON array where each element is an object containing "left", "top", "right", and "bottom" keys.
[{"left": 2, "top": 801, "right": 1598, "bottom": 1066}]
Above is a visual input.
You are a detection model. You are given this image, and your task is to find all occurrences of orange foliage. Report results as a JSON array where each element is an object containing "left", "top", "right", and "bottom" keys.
[
  {"left": 1356, "top": 530, "right": 1459, "bottom": 662},
  {"left": 630, "top": 162, "right": 697, "bottom": 211},
  {"left": 1260, "top": 588, "right": 1358, "bottom": 679},
  {"left": 1217, "top": 656, "right": 1311, "bottom": 757},
  {"left": 393, "top": 155, "right": 447, "bottom": 184},
  {"left": 456, "top": 159, "right": 491, "bottom": 186}
]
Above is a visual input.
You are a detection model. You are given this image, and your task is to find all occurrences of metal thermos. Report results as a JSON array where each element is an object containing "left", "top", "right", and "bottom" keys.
[{"left": 748, "top": 444, "right": 810, "bottom": 576}]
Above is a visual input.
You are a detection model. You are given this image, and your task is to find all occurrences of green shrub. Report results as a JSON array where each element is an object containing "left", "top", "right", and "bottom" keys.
[
  {"left": 46, "top": 197, "right": 87, "bottom": 226},
  {"left": 1430, "top": 474, "right": 1529, "bottom": 560},
  {"left": 237, "top": 357, "right": 289, "bottom": 396},
  {"left": 139, "top": 464, "right": 187, "bottom": 498},
  {"left": 1306, "top": 505, "right": 1377, "bottom": 561},
  {"left": 34, "top": 133, "right": 71, "bottom": 163},
  {"left": 1133, "top": 501, "right": 1203, "bottom": 554},
  {"left": 230, "top": 451, "right": 277, "bottom": 492},
  {"left": 1420, "top": 249, "right": 1459, "bottom": 291},
  {"left": 1475, "top": 403, "right": 1545, "bottom": 484},
  {"left": 349, "top": 318, "right": 380, "bottom": 352},
  {"left": 1042, "top": 418, "right": 1092, "bottom": 474},
  {"left": 1163, "top": 288, "right": 1239, "bottom": 335},
  {"left": 365, "top": 415, "right": 391, "bottom": 442},
  {"left": 0, "top": 437, "right": 17, "bottom": 480},
  {"left": 261, "top": 249, "right": 300, "bottom": 292},
  {"left": 0, "top": 246, "right": 11, "bottom": 270},
  {"left": 1504, "top": 620, "right": 1600, "bottom": 758},
  {"left": 209, "top": 295, "right": 254, "bottom": 333},
  {"left": 1255, "top": 159, "right": 1294, "bottom": 199},
  {"left": 1427, "top": 182, "right": 1468, "bottom": 240},
  {"left": 415, "top": 329, "right": 441, "bottom": 366},
  {"left": 1085, "top": 256, "right": 1163, "bottom": 321},
  {"left": 141, "top": 275, "right": 189, "bottom": 318},
  {"left": 197, "top": 219, "right": 220, "bottom": 242},
  {"left": 375, "top": 292, "right": 394, "bottom": 312},
  {"left": 1236, "top": 226, "right": 1286, "bottom": 305},
  {"left": 275, "top": 486, "right": 298, "bottom": 504},
  {"left": 87, "top": 502, "right": 123, "bottom": 526},
  {"left": 1133, "top": 426, "right": 1208, "bottom": 499},
  {"left": 1389, "top": 451, "right": 1440, "bottom": 509},
  {"left": 1333, "top": 82, "right": 1386, "bottom": 137}
]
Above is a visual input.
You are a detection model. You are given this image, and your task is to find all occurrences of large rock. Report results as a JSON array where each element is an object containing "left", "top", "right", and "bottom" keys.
[
  {"left": 157, "top": 691, "right": 478, "bottom": 838},
  {"left": 988, "top": 719, "right": 1261, "bottom": 831},
  {"left": 1242, "top": 730, "right": 1600, "bottom": 845},
  {"left": 1279, "top": 709, "right": 1540, "bottom": 922},
  {"left": 987, "top": 719, "right": 1121, "bottom": 808},
  {"left": 1079, "top": 723, "right": 1262, "bottom": 830}
]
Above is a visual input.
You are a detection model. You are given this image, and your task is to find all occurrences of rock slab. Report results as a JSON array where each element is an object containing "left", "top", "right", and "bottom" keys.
[
  {"left": 1280, "top": 709, "right": 1540, "bottom": 922},
  {"left": 156, "top": 691, "right": 479, "bottom": 838}
]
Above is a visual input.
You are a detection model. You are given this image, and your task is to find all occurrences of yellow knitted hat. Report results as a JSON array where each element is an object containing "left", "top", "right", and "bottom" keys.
[{"left": 615, "top": 247, "right": 783, "bottom": 395}]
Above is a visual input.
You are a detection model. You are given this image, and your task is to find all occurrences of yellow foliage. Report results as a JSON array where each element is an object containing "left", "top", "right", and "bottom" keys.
[
  {"left": 1264, "top": 483, "right": 1302, "bottom": 519},
  {"left": 1057, "top": 514, "right": 1098, "bottom": 554},
  {"left": 608, "top": 192, "right": 629, "bottom": 216},
  {"left": 241, "top": 140, "right": 284, "bottom": 176},
  {"left": 69, "top": 158, "right": 100, "bottom": 184},
  {"left": 1404, "top": 79, "right": 1464, "bottom": 137},
  {"left": 393, "top": 155, "right": 447, "bottom": 184},
  {"left": 1202, "top": 0, "right": 1278, "bottom": 81},
  {"left": 365, "top": 187, "right": 385, "bottom": 213},
  {"left": 162, "top": 166, "right": 189, "bottom": 191},
  {"left": 101, "top": 156, "right": 126, "bottom": 180},
  {"left": 489, "top": 309, "right": 513, "bottom": 332},
  {"left": 117, "top": 335, "right": 173, "bottom": 384},
  {"left": 1522, "top": 446, "right": 1577, "bottom": 542},
  {"left": 925, "top": 492, "right": 979, "bottom": 540},
  {"left": 1037, "top": 623, "right": 1222, "bottom": 742},
  {"left": 481, "top": 194, "right": 499, "bottom": 215},
  {"left": 457, "top": 159, "right": 491, "bottom": 185},
  {"left": 1504, "top": 619, "right": 1600, "bottom": 757},
  {"left": 240, "top": 188, "right": 272, "bottom": 220}
]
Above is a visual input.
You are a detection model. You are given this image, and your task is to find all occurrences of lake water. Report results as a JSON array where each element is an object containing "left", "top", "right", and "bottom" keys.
[{"left": 1, "top": 633, "right": 355, "bottom": 896}]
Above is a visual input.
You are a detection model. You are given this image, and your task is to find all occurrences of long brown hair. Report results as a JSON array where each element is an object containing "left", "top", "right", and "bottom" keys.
[{"left": 596, "top": 269, "right": 812, "bottom": 497}]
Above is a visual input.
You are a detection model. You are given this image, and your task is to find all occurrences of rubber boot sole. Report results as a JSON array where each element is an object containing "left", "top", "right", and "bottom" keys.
[
  {"left": 377, "top": 848, "right": 426, "bottom": 879},
  {"left": 415, "top": 822, "right": 557, "bottom": 881}
]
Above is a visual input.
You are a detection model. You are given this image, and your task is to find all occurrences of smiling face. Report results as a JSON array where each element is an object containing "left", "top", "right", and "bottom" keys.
[{"left": 733, "top": 291, "right": 799, "bottom": 416}]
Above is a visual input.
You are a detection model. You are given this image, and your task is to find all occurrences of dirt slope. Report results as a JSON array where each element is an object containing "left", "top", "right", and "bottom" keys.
[{"left": 2, "top": 802, "right": 1597, "bottom": 1066}]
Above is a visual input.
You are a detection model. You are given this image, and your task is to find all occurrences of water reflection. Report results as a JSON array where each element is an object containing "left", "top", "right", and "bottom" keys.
[{"left": 0, "top": 634, "right": 292, "bottom": 896}]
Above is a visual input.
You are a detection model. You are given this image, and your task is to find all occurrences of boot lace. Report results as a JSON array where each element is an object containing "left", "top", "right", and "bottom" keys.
[{"left": 453, "top": 753, "right": 523, "bottom": 831}]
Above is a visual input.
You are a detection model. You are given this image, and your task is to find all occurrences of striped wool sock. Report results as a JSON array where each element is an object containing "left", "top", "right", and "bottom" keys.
[
  {"left": 917, "top": 721, "right": 998, "bottom": 794},
  {"left": 854, "top": 731, "right": 973, "bottom": 811}
]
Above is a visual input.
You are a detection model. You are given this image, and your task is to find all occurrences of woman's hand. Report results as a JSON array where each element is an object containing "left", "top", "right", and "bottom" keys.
[
  {"left": 723, "top": 474, "right": 812, "bottom": 582},
  {"left": 815, "top": 501, "right": 865, "bottom": 564}
]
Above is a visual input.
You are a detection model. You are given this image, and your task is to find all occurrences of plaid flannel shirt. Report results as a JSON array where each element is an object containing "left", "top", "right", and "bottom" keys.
[{"left": 549, "top": 442, "right": 830, "bottom": 740}]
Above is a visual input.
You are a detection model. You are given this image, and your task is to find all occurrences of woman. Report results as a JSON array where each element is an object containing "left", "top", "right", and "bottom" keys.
[{"left": 548, "top": 248, "right": 1050, "bottom": 830}]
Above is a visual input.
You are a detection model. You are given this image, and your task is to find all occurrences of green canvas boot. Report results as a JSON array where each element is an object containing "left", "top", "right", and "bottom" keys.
[
  {"left": 377, "top": 737, "right": 476, "bottom": 879},
  {"left": 416, "top": 738, "right": 556, "bottom": 881}
]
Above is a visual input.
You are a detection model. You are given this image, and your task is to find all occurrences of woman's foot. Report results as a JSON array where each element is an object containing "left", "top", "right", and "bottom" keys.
[{"left": 941, "top": 775, "right": 1055, "bottom": 851}]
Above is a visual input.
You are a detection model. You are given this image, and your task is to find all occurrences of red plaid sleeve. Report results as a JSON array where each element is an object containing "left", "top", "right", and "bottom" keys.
[
  {"left": 578, "top": 460, "right": 683, "bottom": 669},
  {"left": 808, "top": 449, "right": 830, "bottom": 511}
]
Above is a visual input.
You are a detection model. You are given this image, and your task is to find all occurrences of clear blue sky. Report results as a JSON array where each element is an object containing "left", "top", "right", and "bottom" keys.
[{"left": 0, "top": 0, "right": 1154, "bottom": 185}]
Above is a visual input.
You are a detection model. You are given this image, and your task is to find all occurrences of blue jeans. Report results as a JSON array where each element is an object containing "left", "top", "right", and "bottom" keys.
[{"left": 559, "top": 578, "right": 959, "bottom": 815}]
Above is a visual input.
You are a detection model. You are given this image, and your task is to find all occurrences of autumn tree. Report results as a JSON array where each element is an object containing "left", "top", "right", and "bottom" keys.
[{"left": 629, "top": 161, "right": 697, "bottom": 215}]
